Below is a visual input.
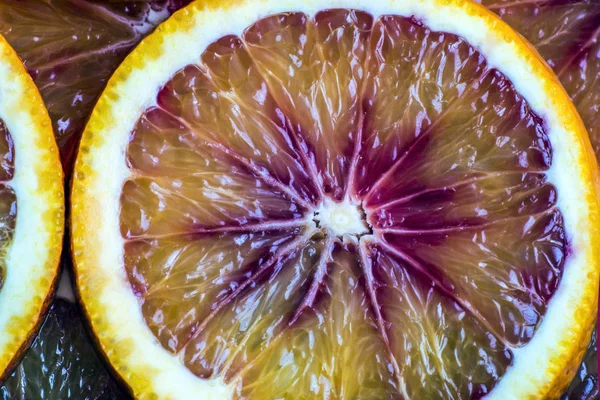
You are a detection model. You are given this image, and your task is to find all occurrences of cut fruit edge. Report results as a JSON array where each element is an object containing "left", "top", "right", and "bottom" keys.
[
  {"left": 0, "top": 34, "right": 64, "bottom": 380},
  {"left": 70, "top": 0, "right": 600, "bottom": 399}
]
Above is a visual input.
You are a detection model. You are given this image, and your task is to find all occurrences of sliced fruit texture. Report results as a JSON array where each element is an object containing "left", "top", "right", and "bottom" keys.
[
  {"left": 71, "top": 1, "right": 599, "bottom": 399},
  {"left": 0, "top": 0, "right": 591, "bottom": 398},
  {"left": 118, "top": 12, "right": 560, "bottom": 393},
  {"left": 125, "top": 228, "right": 308, "bottom": 353},
  {"left": 361, "top": 240, "right": 512, "bottom": 399},
  {"left": 0, "top": 30, "right": 63, "bottom": 386}
]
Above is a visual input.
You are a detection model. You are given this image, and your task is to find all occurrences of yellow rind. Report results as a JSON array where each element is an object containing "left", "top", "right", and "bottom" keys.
[
  {"left": 0, "top": 32, "right": 64, "bottom": 382},
  {"left": 71, "top": 0, "right": 600, "bottom": 399},
  {"left": 467, "top": 1, "right": 600, "bottom": 397}
]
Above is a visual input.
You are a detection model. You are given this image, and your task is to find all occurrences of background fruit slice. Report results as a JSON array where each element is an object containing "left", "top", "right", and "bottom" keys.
[
  {"left": 71, "top": 0, "right": 599, "bottom": 399},
  {"left": 0, "top": 0, "right": 191, "bottom": 168},
  {"left": 0, "top": 33, "right": 63, "bottom": 385},
  {"left": 479, "top": 0, "right": 600, "bottom": 164},
  {"left": 0, "top": 296, "right": 126, "bottom": 400}
]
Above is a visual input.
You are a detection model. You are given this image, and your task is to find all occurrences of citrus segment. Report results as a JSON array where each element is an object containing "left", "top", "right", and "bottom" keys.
[
  {"left": 122, "top": 107, "right": 307, "bottom": 237},
  {"left": 0, "top": 186, "right": 16, "bottom": 246},
  {"left": 359, "top": 49, "right": 551, "bottom": 206},
  {"left": 181, "top": 232, "right": 328, "bottom": 380},
  {"left": 0, "top": 125, "right": 15, "bottom": 292},
  {"left": 71, "top": 1, "right": 600, "bottom": 398},
  {"left": 353, "top": 16, "right": 489, "bottom": 198},
  {"left": 0, "top": 121, "right": 13, "bottom": 182},
  {"left": 124, "top": 228, "right": 307, "bottom": 353},
  {"left": 231, "top": 243, "right": 399, "bottom": 399},
  {"left": 157, "top": 44, "right": 318, "bottom": 205},
  {"left": 378, "top": 208, "right": 565, "bottom": 347},
  {"left": 0, "top": 120, "right": 15, "bottom": 270},
  {"left": 362, "top": 240, "right": 512, "bottom": 399},
  {"left": 244, "top": 10, "right": 372, "bottom": 200},
  {"left": 368, "top": 172, "right": 555, "bottom": 229}
]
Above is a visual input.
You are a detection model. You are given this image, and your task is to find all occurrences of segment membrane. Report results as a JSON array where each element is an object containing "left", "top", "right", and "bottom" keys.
[
  {"left": 180, "top": 235, "right": 329, "bottom": 380},
  {"left": 362, "top": 240, "right": 512, "bottom": 399},
  {"left": 244, "top": 10, "right": 373, "bottom": 200},
  {"left": 353, "top": 16, "right": 489, "bottom": 198},
  {"left": 231, "top": 244, "right": 399, "bottom": 399},
  {"left": 380, "top": 209, "right": 566, "bottom": 346},
  {"left": 124, "top": 228, "right": 304, "bottom": 353},
  {"left": 363, "top": 66, "right": 551, "bottom": 207},
  {"left": 368, "top": 172, "right": 555, "bottom": 230},
  {"left": 158, "top": 43, "right": 318, "bottom": 205},
  {"left": 122, "top": 108, "right": 305, "bottom": 238}
]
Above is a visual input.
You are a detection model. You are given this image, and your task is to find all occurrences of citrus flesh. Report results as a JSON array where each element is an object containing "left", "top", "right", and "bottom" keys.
[
  {"left": 71, "top": 0, "right": 600, "bottom": 399},
  {"left": 0, "top": 34, "right": 63, "bottom": 381}
]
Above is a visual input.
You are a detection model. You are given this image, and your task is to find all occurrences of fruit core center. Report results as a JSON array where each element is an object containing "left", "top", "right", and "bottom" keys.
[{"left": 313, "top": 198, "right": 370, "bottom": 238}]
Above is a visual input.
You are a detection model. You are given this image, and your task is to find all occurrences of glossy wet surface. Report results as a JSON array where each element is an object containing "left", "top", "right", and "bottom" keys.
[
  {"left": 0, "top": 0, "right": 593, "bottom": 398},
  {"left": 0, "top": 0, "right": 192, "bottom": 168},
  {"left": 0, "top": 119, "right": 16, "bottom": 294},
  {"left": 121, "top": 10, "right": 567, "bottom": 398},
  {"left": 0, "top": 299, "right": 127, "bottom": 400},
  {"left": 479, "top": 0, "right": 600, "bottom": 160}
]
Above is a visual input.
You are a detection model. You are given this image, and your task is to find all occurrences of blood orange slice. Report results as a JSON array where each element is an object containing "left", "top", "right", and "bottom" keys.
[
  {"left": 0, "top": 36, "right": 63, "bottom": 381},
  {"left": 0, "top": 0, "right": 191, "bottom": 167},
  {"left": 71, "top": 0, "right": 600, "bottom": 399},
  {"left": 480, "top": 0, "right": 600, "bottom": 167}
]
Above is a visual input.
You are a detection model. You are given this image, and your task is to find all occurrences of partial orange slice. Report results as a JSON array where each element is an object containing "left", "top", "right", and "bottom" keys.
[
  {"left": 480, "top": 0, "right": 600, "bottom": 163},
  {"left": 71, "top": 0, "right": 599, "bottom": 399},
  {"left": 0, "top": 0, "right": 191, "bottom": 167},
  {"left": 0, "top": 35, "right": 63, "bottom": 380}
]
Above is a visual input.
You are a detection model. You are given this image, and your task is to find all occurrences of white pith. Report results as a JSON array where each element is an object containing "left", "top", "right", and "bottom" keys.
[
  {"left": 73, "top": 0, "right": 598, "bottom": 399},
  {"left": 314, "top": 198, "right": 369, "bottom": 239},
  {"left": 0, "top": 47, "right": 62, "bottom": 369}
]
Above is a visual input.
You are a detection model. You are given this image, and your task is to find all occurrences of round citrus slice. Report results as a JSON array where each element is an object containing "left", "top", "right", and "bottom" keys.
[
  {"left": 71, "top": 0, "right": 600, "bottom": 398},
  {"left": 0, "top": 35, "right": 63, "bottom": 381}
]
